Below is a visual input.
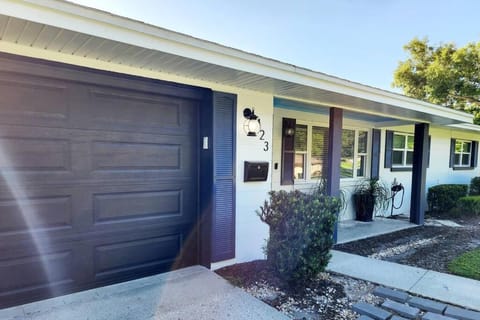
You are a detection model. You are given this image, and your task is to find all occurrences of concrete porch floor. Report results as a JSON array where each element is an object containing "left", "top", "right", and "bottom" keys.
[{"left": 337, "top": 215, "right": 417, "bottom": 244}]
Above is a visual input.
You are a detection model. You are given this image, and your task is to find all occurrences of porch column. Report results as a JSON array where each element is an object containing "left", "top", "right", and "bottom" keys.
[
  {"left": 410, "top": 123, "right": 429, "bottom": 225},
  {"left": 326, "top": 108, "right": 343, "bottom": 242}
]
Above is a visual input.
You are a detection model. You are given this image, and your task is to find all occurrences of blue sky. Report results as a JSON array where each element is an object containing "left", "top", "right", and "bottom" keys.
[{"left": 70, "top": 0, "right": 480, "bottom": 92}]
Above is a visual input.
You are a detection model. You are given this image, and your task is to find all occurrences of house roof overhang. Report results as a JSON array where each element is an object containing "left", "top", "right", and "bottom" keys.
[{"left": 0, "top": 0, "right": 474, "bottom": 126}]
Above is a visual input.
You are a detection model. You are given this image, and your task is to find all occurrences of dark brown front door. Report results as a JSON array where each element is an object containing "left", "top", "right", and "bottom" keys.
[{"left": 0, "top": 54, "right": 205, "bottom": 308}]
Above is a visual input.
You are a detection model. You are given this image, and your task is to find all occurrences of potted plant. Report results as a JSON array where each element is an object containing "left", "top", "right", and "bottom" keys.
[{"left": 352, "top": 178, "right": 390, "bottom": 221}]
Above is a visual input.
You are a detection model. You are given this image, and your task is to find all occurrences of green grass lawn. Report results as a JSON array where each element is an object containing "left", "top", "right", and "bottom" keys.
[{"left": 448, "top": 248, "right": 480, "bottom": 280}]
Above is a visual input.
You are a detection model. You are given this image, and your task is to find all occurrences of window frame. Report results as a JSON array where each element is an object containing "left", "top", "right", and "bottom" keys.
[
  {"left": 340, "top": 129, "right": 369, "bottom": 179},
  {"left": 391, "top": 132, "right": 414, "bottom": 168},
  {"left": 292, "top": 120, "right": 370, "bottom": 182},
  {"left": 292, "top": 121, "right": 323, "bottom": 182},
  {"left": 450, "top": 138, "right": 478, "bottom": 170},
  {"left": 356, "top": 130, "right": 369, "bottom": 178},
  {"left": 385, "top": 130, "right": 431, "bottom": 172},
  {"left": 310, "top": 125, "right": 329, "bottom": 179},
  {"left": 293, "top": 124, "right": 308, "bottom": 180},
  {"left": 454, "top": 139, "right": 472, "bottom": 168}
]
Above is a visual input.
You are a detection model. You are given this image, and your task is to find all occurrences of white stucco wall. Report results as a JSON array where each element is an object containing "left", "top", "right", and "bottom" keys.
[
  {"left": 377, "top": 125, "right": 413, "bottom": 217},
  {"left": 233, "top": 93, "right": 273, "bottom": 264},
  {"left": 426, "top": 126, "right": 480, "bottom": 193}
]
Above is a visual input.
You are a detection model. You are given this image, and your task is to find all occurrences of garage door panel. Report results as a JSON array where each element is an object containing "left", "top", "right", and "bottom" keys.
[
  {"left": 0, "top": 72, "right": 69, "bottom": 128},
  {"left": 85, "top": 87, "right": 198, "bottom": 135},
  {"left": 0, "top": 126, "right": 197, "bottom": 185},
  {"left": 0, "top": 249, "right": 75, "bottom": 298},
  {"left": 0, "top": 184, "right": 79, "bottom": 247},
  {"left": 0, "top": 195, "right": 73, "bottom": 236},
  {"left": 90, "top": 184, "right": 196, "bottom": 232},
  {"left": 93, "top": 189, "right": 184, "bottom": 223},
  {"left": 0, "top": 180, "right": 196, "bottom": 244},
  {"left": 91, "top": 140, "right": 182, "bottom": 171},
  {"left": 87, "top": 131, "right": 196, "bottom": 180},
  {"left": 0, "top": 126, "right": 81, "bottom": 185},
  {"left": 93, "top": 233, "right": 182, "bottom": 281},
  {"left": 0, "top": 136, "right": 71, "bottom": 172}
]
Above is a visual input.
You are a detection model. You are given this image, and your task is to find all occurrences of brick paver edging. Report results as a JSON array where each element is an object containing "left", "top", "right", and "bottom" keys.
[{"left": 352, "top": 286, "right": 480, "bottom": 320}]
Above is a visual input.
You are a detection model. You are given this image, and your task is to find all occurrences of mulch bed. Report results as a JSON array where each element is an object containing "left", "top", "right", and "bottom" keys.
[
  {"left": 216, "top": 260, "right": 350, "bottom": 319},
  {"left": 334, "top": 216, "right": 480, "bottom": 274},
  {"left": 215, "top": 216, "right": 480, "bottom": 319},
  {"left": 216, "top": 260, "right": 381, "bottom": 319}
]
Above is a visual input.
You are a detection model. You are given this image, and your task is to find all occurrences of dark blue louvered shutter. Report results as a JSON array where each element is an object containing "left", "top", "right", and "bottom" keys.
[
  {"left": 471, "top": 141, "right": 478, "bottom": 167},
  {"left": 449, "top": 139, "right": 456, "bottom": 168},
  {"left": 371, "top": 129, "right": 381, "bottom": 178},
  {"left": 384, "top": 130, "right": 394, "bottom": 168},
  {"left": 281, "top": 118, "right": 296, "bottom": 185},
  {"left": 211, "top": 92, "right": 236, "bottom": 262},
  {"left": 427, "top": 136, "right": 431, "bottom": 168}
]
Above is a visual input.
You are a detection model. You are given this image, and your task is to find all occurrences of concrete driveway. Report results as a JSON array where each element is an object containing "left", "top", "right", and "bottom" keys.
[{"left": 0, "top": 266, "right": 288, "bottom": 320}]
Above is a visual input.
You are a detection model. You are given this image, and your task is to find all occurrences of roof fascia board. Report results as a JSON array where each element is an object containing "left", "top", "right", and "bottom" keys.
[
  {"left": 448, "top": 123, "right": 480, "bottom": 133},
  {"left": 373, "top": 120, "right": 414, "bottom": 128},
  {"left": 1, "top": 0, "right": 474, "bottom": 124}
]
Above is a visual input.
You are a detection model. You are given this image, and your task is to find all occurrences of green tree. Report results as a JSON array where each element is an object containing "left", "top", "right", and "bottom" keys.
[{"left": 393, "top": 38, "right": 480, "bottom": 124}]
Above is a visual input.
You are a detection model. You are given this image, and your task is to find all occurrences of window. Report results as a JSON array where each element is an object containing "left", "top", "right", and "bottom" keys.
[
  {"left": 392, "top": 133, "right": 414, "bottom": 167},
  {"left": 293, "top": 124, "right": 329, "bottom": 181},
  {"left": 357, "top": 131, "right": 368, "bottom": 177},
  {"left": 450, "top": 138, "right": 478, "bottom": 169},
  {"left": 455, "top": 140, "right": 471, "bottom": 167},
  {"left": 341, "top": 129, "right": 368, "bottom": 178},
  {"left": 311, "top": 126, "right": 329, "bottom": 179},
  {"left": 385, "top": 130, "right": 431, "bottom": 171},
  {"left": 294, "top": 125, "right": 307, "bottom": 179},
  {"left": 281, "top": 117, "right": 370, "bottom": 184}
]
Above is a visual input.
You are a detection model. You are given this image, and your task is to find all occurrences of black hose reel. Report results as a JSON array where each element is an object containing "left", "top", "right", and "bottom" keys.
[{"left": 390, "top": 180, "right": 405, "bottom": 216}]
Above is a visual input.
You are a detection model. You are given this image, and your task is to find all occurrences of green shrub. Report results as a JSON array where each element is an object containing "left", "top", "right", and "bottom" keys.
[
  {"left": 470, "top": 177, "right": 480, "bottom": 195},
  {"left": 427, "top": 184, "right": 468, "bottom": 214},
  {"left": 456, "top": 196, "right": 480, "bottom": 216},
  {"left": 257, "top": 187, "right": 340, "bottom": 285}
]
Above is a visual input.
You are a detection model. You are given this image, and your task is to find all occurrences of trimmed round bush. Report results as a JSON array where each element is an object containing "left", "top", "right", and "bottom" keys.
[
  {"left": 427, "top": 184, "right": 468, "bottom": 214},
  {"left": 470, "top": 177, "right": 480, "bottom": 195},
  {"left": 456, "top": 196, "right": 480, "bottom": 216},
  {"left": 257, "top": 188, "right": 340, "bottom": 285}
]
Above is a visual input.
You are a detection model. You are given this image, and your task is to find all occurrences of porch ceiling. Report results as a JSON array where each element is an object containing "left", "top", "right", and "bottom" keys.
[
  {"left": 274, "top": 97, "right": 399, "bottom": 124},
  {"left": 0, "top": 1, "right": 474, "bottom": 126}
]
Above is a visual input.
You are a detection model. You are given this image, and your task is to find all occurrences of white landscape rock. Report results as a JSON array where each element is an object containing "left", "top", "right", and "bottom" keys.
[{"left": 424, "top": 219, "right": 463, "bottom": 227}]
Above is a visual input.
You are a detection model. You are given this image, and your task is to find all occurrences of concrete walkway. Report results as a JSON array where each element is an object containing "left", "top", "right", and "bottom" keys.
[
  {"left": 0, "top": 266, "right": 289, "bottom": 320},
  {"left": 328, "top": 250, "right": 480, "bottom": 311},
  {"left": 337, "top": 216, "right": 416, "bottom": 244}
]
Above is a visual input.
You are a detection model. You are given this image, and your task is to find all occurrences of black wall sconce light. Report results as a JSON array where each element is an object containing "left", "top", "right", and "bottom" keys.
[{"left": 243, "top": 107, "right": 261, "bottom": 136}]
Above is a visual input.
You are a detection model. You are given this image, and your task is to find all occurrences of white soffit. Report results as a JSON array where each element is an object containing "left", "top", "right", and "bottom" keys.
[{"left": 0, "top": 0, "right": 474, "bottom": 126}]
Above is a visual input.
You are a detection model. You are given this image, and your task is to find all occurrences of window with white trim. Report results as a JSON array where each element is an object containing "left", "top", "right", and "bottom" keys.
[
  {"left": 281, "top": 116, "right": 372, "bottom": 184},
  {"left": 341, "top": 129, "right": 369, "bottom": 178},
  {"left": 293, "top": 124, "right": 328, "bottom": 180},
  {"left": 311, "top": 126, "right": 329, "bottom": 179},
  {"left": 294, "top": 124, "right": 307, "bottom": 179},
  {"left": 454, "top": 140, "right": 471, "bottom": 167},
  {"left": 392, "top": 133, "right": 414, "bottom": 167},
  {"left": 450, "top": 138, "right": 478, "bottom": 169}
]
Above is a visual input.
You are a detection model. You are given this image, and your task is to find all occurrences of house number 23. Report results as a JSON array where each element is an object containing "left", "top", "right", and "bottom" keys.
[{"left": 258, "top": 130, "right": 269, "bottom": 151}]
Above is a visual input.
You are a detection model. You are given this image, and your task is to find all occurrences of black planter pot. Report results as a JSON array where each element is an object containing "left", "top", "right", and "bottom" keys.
[{"left": 353, "top": 193, "right": 375, "bottom": 222}]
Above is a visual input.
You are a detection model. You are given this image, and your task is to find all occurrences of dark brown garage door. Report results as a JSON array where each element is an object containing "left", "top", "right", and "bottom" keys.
[{"left": 0, "top": 54, "right": 209, "bottom": 307}]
